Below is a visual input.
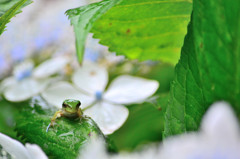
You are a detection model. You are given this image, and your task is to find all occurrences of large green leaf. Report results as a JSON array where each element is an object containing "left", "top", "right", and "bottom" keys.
[
  {"left": 15, "top": 98, "right": 106, "bottom": 159},
  {"left": 66, "top": 0, "right": 192, "bottom": 64},
  {"left": 0, "top": 100, "right": 19, "bottom": 139},
  {"left": 164, "top": 21, "right": 206, "bottom": 136},
  {"left": 0, "top": 0, "right": 32, "bottom": 35},
  {"left": 164, "top": 0, "right": 240, "bottom": 137},
  {"left": 193, "top": 0, "right": 240, "bottom": 110}
]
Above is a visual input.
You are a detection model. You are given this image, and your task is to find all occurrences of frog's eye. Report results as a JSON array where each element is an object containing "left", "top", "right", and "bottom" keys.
[
  {"left": 62, "top": 103, "right": 68, "bottom": 108},
  {"left": 76, "top": 101, "right": 81, "bottom": 108}
]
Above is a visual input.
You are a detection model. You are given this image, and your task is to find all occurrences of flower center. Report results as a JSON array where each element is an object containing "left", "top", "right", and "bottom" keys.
[
  {"left": 14, "top": 61, "right": 33, "bottom": 81},
  {"left": 16, "top": 69, "right": 32, "bottom": 81},
  {"left": 95, "top": 91, "right": 103, "bottom": 101}
]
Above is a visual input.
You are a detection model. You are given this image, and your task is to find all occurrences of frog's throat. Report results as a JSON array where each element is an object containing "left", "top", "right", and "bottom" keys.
[{"left": 63, "top": 110, "right": 79, "bottom": 118}]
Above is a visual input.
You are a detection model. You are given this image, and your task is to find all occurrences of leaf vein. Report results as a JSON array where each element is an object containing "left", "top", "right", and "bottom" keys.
[
  {"left": 115, "top": 0, "right": 192, "bottom": 8},
  {"left": 105, "top": 15, "right": 189, "bottom": 23}
]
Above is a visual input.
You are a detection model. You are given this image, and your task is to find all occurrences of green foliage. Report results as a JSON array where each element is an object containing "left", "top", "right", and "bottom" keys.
[
  {"left": 66, "top": 0, "right": 121, "bottom": 63},
  {"left": 193, "top": 0, "right": 240, "bottom": 110},
  {"left": 110, "top": 94, "right": 168, "bottom": 151},
  {"left": 66, "top": 0, "right": 192, "bottom": 65},
  {"left": 15, "top": 99, "right": 105, "bottom": 159},
  {"left": 164, "top": 21, "right": 206, "bottom": 136},
  {"left": 164, "top": 0, "right": 240, "bottom": 137},
  {"left": 0, "top": 0, "right": 32, "bottom": 35},
  {"left": 1, "top": 0, "right": 238, "bottom": 157},
  {"left": 0, "top": 0, "right": 25, "bottom": 17},
  {"left": 0, "top": 100, "right": 19, "bottom": 139}
]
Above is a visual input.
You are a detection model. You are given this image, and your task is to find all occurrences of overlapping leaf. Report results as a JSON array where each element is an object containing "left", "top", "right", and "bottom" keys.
[
  {"left": 164, "top": 21, "right": 206, "bottom": 136},
  {"left": 193, "top": 0, "right": 240, "bottom": 110},
  {"left": 66, "top": 0, "right": 121, "bottom": 63},
  {"left": 66, "top": 0, "right": 192, "bottom": 64},
  {"left": 164, "top": 0, "right": 240, "bottom": 137}
]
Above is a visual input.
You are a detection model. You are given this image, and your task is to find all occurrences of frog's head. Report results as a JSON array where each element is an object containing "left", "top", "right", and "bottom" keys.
[{"left": 62, "top": 99, "right": 81, "bottom": 113}]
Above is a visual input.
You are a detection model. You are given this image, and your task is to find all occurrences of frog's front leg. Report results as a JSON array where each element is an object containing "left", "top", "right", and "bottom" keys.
[{"left": 46, "top": 110, "right": 63, "bottom": 132}]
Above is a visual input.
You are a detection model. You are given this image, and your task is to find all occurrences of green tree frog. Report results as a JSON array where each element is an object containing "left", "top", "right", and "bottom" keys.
[{"left": 46, "top": 99, "right": 83, "bottom": 132}]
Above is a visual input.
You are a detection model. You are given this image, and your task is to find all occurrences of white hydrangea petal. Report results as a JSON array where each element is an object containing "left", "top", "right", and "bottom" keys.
[
  {"left": 72, "top": 62, "right": 108, "bottom": 95},
  {"left": 78, "top": 138, "right": 157, "bottom": 159},
  {"left": 33, "top": 56, "right": 70, "bottom": 78},
  {"left": 25, "top": 144, "right": 48, "bottom": 159},
  {"left": 201, "top": 101, "right": 240, "bottom": 141},
  {"left": 113, "top": 148, "right": 157, "bottom": 159},
  {"left": 0, "top": 133, "right": 31, "bottom": 159},
  {"left": 84, "top": 102, "right": 129, "bottom": 135},
  {"left": 159, "top": 134, "right": 202, "bottom": 159},
  {"left": 4, "top": 78, "right": 48, "bottom": 102},
  {"left": 0, "top": 77, "right": 17, "bottom": 93},
  {"left": 104, "top": 75, "right": 159, "bottom": 105},
  {"left": 159, "top": 102, "right": 240, "bottom": 159},
  {"left": 41, "top": 81, "right": 94, "bottom": 109},
  {"left": 78, "top": 139, "right": 108, "bottom": 159}
]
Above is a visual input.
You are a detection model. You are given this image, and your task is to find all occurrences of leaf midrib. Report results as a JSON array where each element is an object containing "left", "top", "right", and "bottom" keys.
[{"left": 0, "top": 0, "right": 28, "bottom": 33}]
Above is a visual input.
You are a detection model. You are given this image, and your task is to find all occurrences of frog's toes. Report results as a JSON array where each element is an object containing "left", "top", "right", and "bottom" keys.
[
  {"left": 46, "top": 123, "right": 51, "bottom": 132},
  {"left": 46, "top": 121, "right": 58, "bottom": 132}
]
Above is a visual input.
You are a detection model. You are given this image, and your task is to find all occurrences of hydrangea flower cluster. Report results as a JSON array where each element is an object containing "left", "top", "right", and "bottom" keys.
[
  {"left": 79, "top": 102, "right": 240, "bottom": 159},
  {"left": 0, "top": 133, "right": 47, "bottom": 159},
  {"left": 0, "top": 57, "right": 69, "bottom": 102},
  {"left": 42, "top": 62, "right": 159, "bottom": 134}
]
